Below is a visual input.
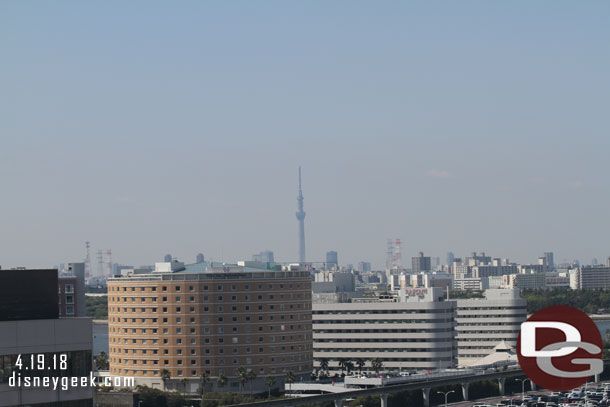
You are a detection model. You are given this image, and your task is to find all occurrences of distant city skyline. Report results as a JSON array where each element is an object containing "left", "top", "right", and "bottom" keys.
[{"left": 2, "top": 2, "right": 609, "bottom": 269}]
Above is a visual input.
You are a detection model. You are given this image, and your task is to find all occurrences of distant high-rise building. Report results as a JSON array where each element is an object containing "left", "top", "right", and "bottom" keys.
[
  {"left": 412, "top": 251, "right": 432, "bottom": 273},
  {"left": 447, "top": 252, "right": 455, "bottom": 266},
  {"left": 164, "top": 253, "right": 172, "bottom": 262},
  {"left": 196, "top": 253, "right": 205, "bottom": 263},
  {"left": 592, "top": 258, "right": 599, "bottom": 266},
  {"left": 358, "top": 261, "right": 372, "bottom": 272},
  {"left": 295, "top": 167, "right": 306, "bottom": 263},
  {"left": 465, "top": 252, "right": 492, "bottom": 266},
  {"left": 544, "top": 252, "right": 554, "bottom": 268},
  {"left": 111, "top": 263, "right": 133, "bottom": 276},
  {"left": 60, "top": 262, "right": 86, "bottom": 317},
  {"left": 326, "top": 251, "right": 338, "bottom": 269},
  {"left": 252, "top": 250, "right": 275, "bottom": 264}
]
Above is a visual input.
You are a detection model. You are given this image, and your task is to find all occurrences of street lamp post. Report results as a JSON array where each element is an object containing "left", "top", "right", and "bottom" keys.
[
  {"left": 437, "top": 390, "right": 455, "bottom": 407},
  {"left": 515, "top": 378, "right": 528, "bottom": 403}
]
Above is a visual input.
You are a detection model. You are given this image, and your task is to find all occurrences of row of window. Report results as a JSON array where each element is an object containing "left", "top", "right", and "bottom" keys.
[
  {"left": 110, "top": 313, "right": 308, "bottom": 325},
  {"left": 115, "top": 354, "right": 308, "bottom": 367},
  {"left": 314, "top": 328, "right": 454, "bottom": 334},
  {"left": 109, "top": 282, "right": 304, "bottom": 293},
  {"left": 58, "top": 295, "right": 74, "bottom": 305},
  {"left": 111, "top": 334, "right": 308, "bottom": 345},
  {"left": 458, "top": 330, "right": 519, "bottom": 342},
  {"left": 313, "top": 318, "right": 453, "bottom": 324},
  {"left": 457, "top": 306, "right": 527, "bottom": 311},
  {"left": 112, "top": 345, "right": 309, "bottom": 355},
  {"left": 113, "top": 364, "right": 308, "bottom": 377},
  {"left": 110, "top": 302, "right": 308, "bottom": 313},
  {"left": 317, "top": 356, "right": 454, "bottom": 362},
  {"left": 115, "top": 326, "right": 306, "bottom": 337},
  {"left": 457, "top": 313, "right": 527, "bottom": 319},
  {"left": 58, "top": 284, "right": 74, "bottom": 293},
  {"left": 114, "top": 322, "right": 309, "bottom": 334},
  {"left": 314, "top": 338, "right": 454, "bottom": 343},
  {"left": 112, "top": 293, "right": 308, "bottom": 302},
  {"left": 315, "top": 347, "right": 455, "bottom": 353},
  {"left": 312, "top": 309, "right": 452, "bottom": 315}
]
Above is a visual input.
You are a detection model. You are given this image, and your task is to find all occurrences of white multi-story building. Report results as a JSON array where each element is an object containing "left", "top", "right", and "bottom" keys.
[
  {"left": 570, "top": 266, "right": 610, "bottom": 289},
  {"left": 503, "top": 272, "right": 546, "bottom": 289},
  {"left": 453, "top": 277, "right": 489, "bottom": 291},
  {"left": 455, "top": 289, "right": 526, "bottom": 366},
  {"left": 312, "top": 288, "right": 457, "bottom": 373}
]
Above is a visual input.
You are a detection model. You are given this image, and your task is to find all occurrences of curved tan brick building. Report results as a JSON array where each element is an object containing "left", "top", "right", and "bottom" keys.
[{"left": 107, "top": 261, "right": 312, "bottom": 393}]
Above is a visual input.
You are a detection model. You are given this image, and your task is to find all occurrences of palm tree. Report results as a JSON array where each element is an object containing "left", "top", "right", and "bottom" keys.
[
  {"left": 338, "top": 359, "right": 346, "bottom": 375},
  {"left": 356, "top": 358, "right": 365, "bottom": 374},
  {"left": 247, "top": 370, "right": 257, "bottom": 394},
  {"left": 180, "top": 377, "right": 189, "bottom": 395},
  {"left": 319, "top": 358, "right": 329, "bottom": 374},
  {"left": 264, "top": 375, "right": 276, "bottom": 399},
  {"left": 199, "top": 372, "right": 210, "bottom": 396},
  {"left": 237, "top": 367, "right": 249, "bottom": 393},
  {"left": 217, "top": 374, "right": 228, "bottom": 390},
  {"left": 344, "top": 361, "right": 355, "bottom": 375},
  {"left": 371, "top": 358, "right": 383, "bottom": 375},
  {"left": 160, "top": 369, "right": 171, "bottom": 391},
  {"left": 285, "top": 371, "right": 296, "bottom": 393}
]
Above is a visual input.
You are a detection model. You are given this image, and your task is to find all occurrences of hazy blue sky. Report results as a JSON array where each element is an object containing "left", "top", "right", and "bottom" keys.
[{"left": 2, "top": 1, "right": 609, "bottom": 269}]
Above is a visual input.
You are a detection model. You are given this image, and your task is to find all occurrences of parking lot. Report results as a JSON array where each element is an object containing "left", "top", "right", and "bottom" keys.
[{"left": 450, "top": 381, "right": 610, "bottom": 407}]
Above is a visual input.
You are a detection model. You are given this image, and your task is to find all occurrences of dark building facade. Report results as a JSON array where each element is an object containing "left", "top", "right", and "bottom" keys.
[{"left": 0, "top": 269, "right": 59, "bottom": 321}]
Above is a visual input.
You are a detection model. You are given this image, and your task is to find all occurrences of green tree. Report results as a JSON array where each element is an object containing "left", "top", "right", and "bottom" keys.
[
  {"left": 216, "top": 374, "right": 228, "bottom": 390},
  {"left": 237, "top": 367, "right": 249, "bottom": 393},
  {"left": 371, "top": 358, "right": 383, "bottom": 374},
  {"left": 247, "top": 370, "right": 257, "bottom": 394},
  {"left": 285, "top": 371, "right": 296, "bottom": 393},
  {"left": 199, "top": 372, "right": 210, "bottom": 396},
  {"left": 160, "top": 369, "right": 171, "bottom": 391},
  {"left": 319, "top": 358, "right": 329, "bottom": 373},
  {"left": 264, "top": 375, "right": 276, "bottom": 399},
  {"left": 338, "top": 359, "right": 348, "bottom": 375},
  {"left": 355, "top": 358, "right": 365, "bottom": 373}
]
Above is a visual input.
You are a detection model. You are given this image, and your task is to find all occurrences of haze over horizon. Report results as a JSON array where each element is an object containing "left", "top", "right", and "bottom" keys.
[{"left": 2, "top": 1, "right": 609, "bottom": 269}]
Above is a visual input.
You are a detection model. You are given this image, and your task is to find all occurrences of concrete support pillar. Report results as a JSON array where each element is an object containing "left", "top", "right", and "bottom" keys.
[
  {"left": 422, "top": 387, "right": 431, "bottom": 407},
  {"left": 380, "top": 393, "right": 389, "bottom": 407},
  {"left": 498, "top": 378, "right": 506, "bottom": 396},
  {"left": 462, "top": 382, "right": 470, "bottom": 401},
  {"left": 334, "top": 399, "right": 344, "bottom": 407},
  {"left": 596, "top": 373, "right": 602, "bottom": 383},
  {"left": 530, "top": 380, "right": 537, "bottom": 391}
]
